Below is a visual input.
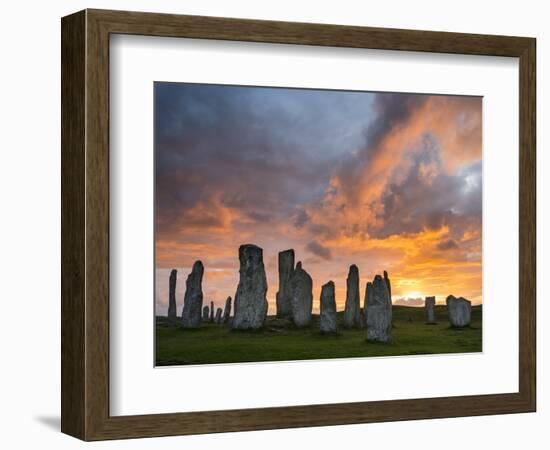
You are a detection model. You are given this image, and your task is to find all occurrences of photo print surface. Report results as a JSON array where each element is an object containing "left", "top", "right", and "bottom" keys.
[{"left": 154, "top": 82, "right": 482, "bottom": 366}]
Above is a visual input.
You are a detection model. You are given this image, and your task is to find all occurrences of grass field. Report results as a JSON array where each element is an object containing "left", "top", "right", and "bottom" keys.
[{"left": 155, "top": 305, "right": 482, "bottom": 366}]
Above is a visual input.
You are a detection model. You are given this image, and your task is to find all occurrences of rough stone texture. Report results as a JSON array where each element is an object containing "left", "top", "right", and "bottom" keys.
[
  {"left": 425, "top": 296, "right": 437, "bottom": 324},
  {"left": 222, "top": 296, "right": 232, "bottom": 323},
  {"left": 168, "top": 269, "right": 177, "bottom": 321},
  {"left": 289, "top": 262, "right": 313, "bottom": 327},
  {"left": 446, "top": 295, "right": 471, "bottom": 328},
  {"left": 365, "top": 274, "right": 392, "bottom": 342},
  {"left": 215, "top": 307, "right": 223, "bottom": 324},
  {"left": 320, "top": 281, "right": 338, "bottom": 334},
  {"left": 202, "top": 305, "right": 209, "bottom": 322},
  {"left": 276, "top": 249, "right": 295, "bottom": 318},
  {"left": 344, "top": 265, "right": 361, "bottom": 328},
  {"left": 210, "top": 301, "right": 214, "bottom": 322},
  {"left": 384, "top": 270, "right": 392, "bottom": 300},
  {"left": 232, "top": 244, "right": 269, "bottom": 330},
  {"left": 181, "top": 261, "right": 204, "bottom": 328}
]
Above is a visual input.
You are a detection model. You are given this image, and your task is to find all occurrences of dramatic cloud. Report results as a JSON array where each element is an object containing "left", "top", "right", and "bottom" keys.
[
  {"left": 154, "top": 83, "right": 482, "bottom": 314},
  {"left": 437, "top": 239, "right": 459, "bottom": 251},
  {"left": 368, "top": 137, "right": 482, "bottom": 240},
  {"left": 305, "top": 240, "right": 332, "bottom": 260}
]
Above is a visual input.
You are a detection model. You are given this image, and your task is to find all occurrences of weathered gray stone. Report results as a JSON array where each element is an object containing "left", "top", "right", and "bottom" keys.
[
  {"left": 362, "top": 282, "right": 371, "bottom": 326},
  {"left": 222, "top": 296, "right": 232, "bottom": 323},
  {"left": 168, "top": 269, "right": 177, "bottom": 321},
  {"left": 425, "top": 296, "right": 436, "bottom": 324},
  {"left": 276, "top": 249, "right": 295, "bottom": 318},
  {"left": 202, "top": 305, "right": 209, "bottom": 322},
  {"left": 320, "top": 281, "right": 338, "bottom": 334},
  {"left": 365, "top": 274, "right": 392, "bottom": 342},
  {"left": 344, "top": 265, "right": 361, "bottom": 328},
  {"left": 181, "top": 261, "right": 204, "bottom": 328},
  {"left": 446, "top": 295, "right": 471, "bottom": 328},
  {"left": 232, "top": 244, "right": 269, "bottom": 330},
  {"left": 215, "top": 307, "right": 223, "bottom": 324},
  {"left": 289, "top": 262, "right": 313, "bottom": 327},
  {"left": 210, "top": 301, "right": 214, "bottom": 322}
]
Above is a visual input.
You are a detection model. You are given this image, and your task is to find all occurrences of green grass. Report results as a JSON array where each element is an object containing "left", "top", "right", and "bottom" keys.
[{"left": 155, "top": 305, "right": 482, "bottom": 366}]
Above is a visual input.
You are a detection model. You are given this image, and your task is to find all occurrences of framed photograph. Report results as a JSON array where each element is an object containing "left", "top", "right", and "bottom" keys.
[{"left": 61, "top": 9, "right": 536, "bottom": 440}]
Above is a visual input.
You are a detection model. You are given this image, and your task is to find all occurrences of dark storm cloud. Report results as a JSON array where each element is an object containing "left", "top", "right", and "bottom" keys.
[
  {"left": 365, "top": 93, "right": 428, "bottom": 152},
  {"left": 368, "top": 135, "right": 481, "bottom": 240},
  {"left": 437, "top": 239, "right": 459, "bottom": 250},
  {"left": 305, "top": 240, "right": 333, "bottom": 260},
  {"left": 293, "top": 209, "right": 310, "bottom": 229},
  {"left": 154, "top": 83, "right": 374, "bottom": 236}
]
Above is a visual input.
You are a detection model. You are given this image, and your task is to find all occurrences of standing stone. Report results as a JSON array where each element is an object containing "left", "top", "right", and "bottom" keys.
[
  {"left": 167, "top": 269, "right": 177, "bottom": 321},
  {"left": 202, "top": 305, "right": 209, "bottom": 322},
  {"left": 276, "top": 249, "right": 295, "bottom": 318},
  {"left": 215, "top": 307, "right": 223, "bottom": 324},
  {"left": 289, "top": 262, "right": 313, "bottom": 327},
  {"left": 383, "top": 270, "right": 392, "bottom": 300},
  {"left": 181, "top": 261, "right": 204, "bottom": 328},
  {"left": 446, "top": 295, "right": 471, "bottom": 327},
  {"left": 344, "top": 265, "right": 361, "bottom": 328},
  {"left": 425, "top": 296, "right": 437, "bottom": 324},
  {"left": 222, "top": 296, "right": 232, "bottom": 323},
  {"left": 232, "top": 244, "right": 268, "bottom": 330},
  {"left": 320, "top": 281, "right": 338, "bottom": 334},
  {"left": 363, "top": 281, "right": 372, "bottom": 325},
  {"left": 210, "top": 301, "right": 214, "bottom": 322},
  {"left": 365, "top": 274, "right": 392, "bottom": 342}
]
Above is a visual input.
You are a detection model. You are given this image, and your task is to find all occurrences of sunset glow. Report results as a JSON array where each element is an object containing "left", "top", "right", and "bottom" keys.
[{"left": 154, "top": 83, "right": 482, "bottom": 314}]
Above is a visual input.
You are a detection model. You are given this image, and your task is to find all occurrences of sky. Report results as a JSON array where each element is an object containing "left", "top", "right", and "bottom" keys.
[{"left": 154, "top": 82, "right": 482, "bottom": 315}]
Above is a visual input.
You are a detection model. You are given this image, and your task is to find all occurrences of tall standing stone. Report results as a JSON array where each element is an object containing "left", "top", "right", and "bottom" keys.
[
  {"left": 215, "top": 307, "right": 223, "bottom": 324},
  {"left": 276, "top": 249, "right": 295, "bottom": 318},
  {"left": 181, "top": 261, "right": 204, "bottom": 328},
  {"left": 167, "top": 269, "right": 177, "bottom": 321},
  {"left": 344, "top": 265, "right": 361, "bottom": 328},
  {"left": 425, "top": 296, "right": 436, "bottom": 324},
  {"left": 202, "top": 305, "right": 209, "bottom": 322},
  {"left": 383, "top": 270, "right": 392, "bottom": 300},
  {"left": 446, "top": 295, "right": 471, "bottom": 327},
  {"left": 320, "top": 281, "right": 338, "bottom": 334},
  {"left": 365, "top": 274, "right": 392, "bottom": 342},
  {"left": 210, "top": 301, "right": 214, "bottom": 322},
  {"left": 232, "top": 244, "right": 268, "bottom": 330},
  {"left": 362, "top": 281, "right": 371, "bottom": 327},
  {"left": 289, "top": 262, "right": 313, "bottom": 327},
  {"left": 222, "top": 296, "right": 232, "bottom": 323}
]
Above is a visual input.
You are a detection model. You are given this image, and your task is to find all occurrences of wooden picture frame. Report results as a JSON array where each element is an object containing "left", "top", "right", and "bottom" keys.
[{"left": 61, "top": 9, "right": 536, "bottom": 441}]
